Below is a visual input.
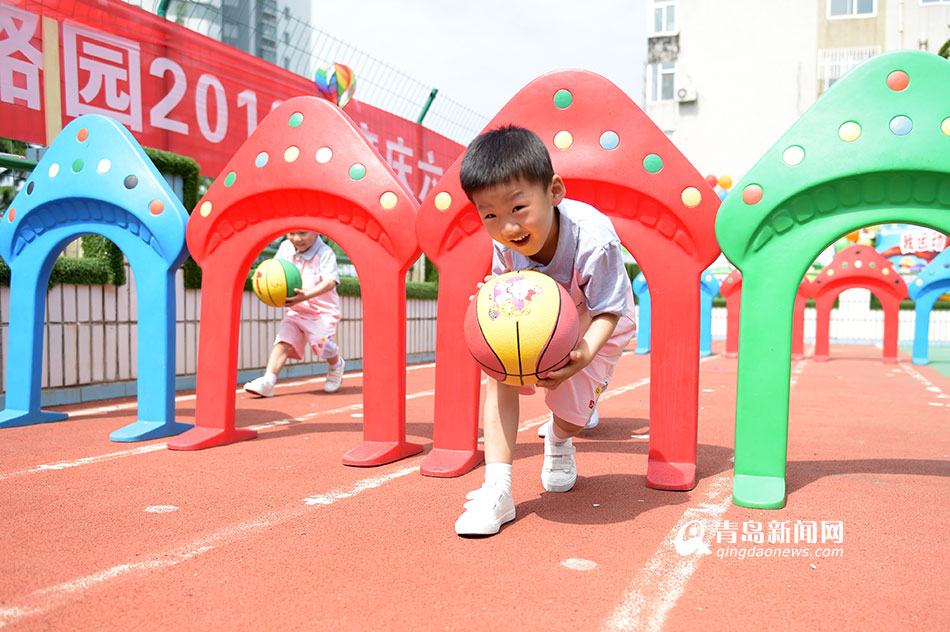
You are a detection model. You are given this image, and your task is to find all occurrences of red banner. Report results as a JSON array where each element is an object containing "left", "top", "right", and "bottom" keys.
[{"left": 0, "top": 0, "right": 463, "bottom": 198}]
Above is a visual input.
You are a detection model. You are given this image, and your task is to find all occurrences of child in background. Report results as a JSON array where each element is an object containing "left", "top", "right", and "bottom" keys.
[
  {"left": 454, "top": 126, "right": 637, "bottom": 536},
  {"left": 244, "top": 231, "right": 346, "bottom": 397}
]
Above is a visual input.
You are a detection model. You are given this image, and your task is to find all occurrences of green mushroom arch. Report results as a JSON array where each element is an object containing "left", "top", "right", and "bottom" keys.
[{"left": 715, "top": 51, "right": 950, "bottom": 509}]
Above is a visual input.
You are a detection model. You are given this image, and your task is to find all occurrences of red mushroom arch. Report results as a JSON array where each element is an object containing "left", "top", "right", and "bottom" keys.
[
  {"left": 720, "top": 270, "right": 813, "bottom": 360},
  {"left": 811, "top": 244, "right": 908, "bottom": 363},
  {"left": 416, "top": 70, "right": 720, "bottom": 490},
  {"left": 167, "top": 98, "right": 423, "bottom": 466}
]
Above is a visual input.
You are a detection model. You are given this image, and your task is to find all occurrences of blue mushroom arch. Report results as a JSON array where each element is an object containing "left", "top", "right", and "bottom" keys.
[
  {"left": 0, "top": 115, "right": 191, "bottom": 441},
  {"left": 909, "top": 247, "right": 950, "bottom": 364},
  {"left": 630, "top": 268, "right": 720, "bottom": 356}
]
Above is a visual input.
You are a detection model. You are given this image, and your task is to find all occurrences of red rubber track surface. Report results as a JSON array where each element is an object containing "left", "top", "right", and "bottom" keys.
[{"left": 0, "top": 342, "right": 946, "bottom": 631}]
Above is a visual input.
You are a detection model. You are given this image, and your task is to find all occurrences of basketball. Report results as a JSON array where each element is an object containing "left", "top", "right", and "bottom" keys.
[
  {"left": 464, "top": 270, "right": 579, "bottom": 386},
  {"left": 252, "top": 258, "right": 302, "bottom": 307}
]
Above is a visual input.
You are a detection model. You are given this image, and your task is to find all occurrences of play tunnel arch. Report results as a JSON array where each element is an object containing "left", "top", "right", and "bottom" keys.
[
  {"left": 719, "top": 270, "right": 813, "bottom": 360},
  {"left": 167, "top": 98, "right": 424, "bottom": 467},
  {"left": 810, "top": 245, "right": 908, "bottom": 363},
  {"left": 417, "top": 70, "right": 721, "bottom": 489},
  {"left": 715, "top": 51, "right": 950, "bottom": 509},
  {"left": 909, "top": 247, "right": 950, "bottom": 364},
  {"left": 0, "top": 115, "right": 191, "bottom": 441},
  {"left": 630, "top": 269, "right": 719, "bottom": 357}
]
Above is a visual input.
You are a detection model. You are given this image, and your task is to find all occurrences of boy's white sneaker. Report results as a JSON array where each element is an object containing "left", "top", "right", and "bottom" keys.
[
  {"left": 244, "top": 375, "right": 275, "bottom": 398},
  {"left": 541, "top": 438, "right": 577, "bottom": 492},
  {"left": 454, "top": 485, "right": 516, "bottom": 536},
  {"left": 324, "top": 359, "right": 345, "bottom": 393}
]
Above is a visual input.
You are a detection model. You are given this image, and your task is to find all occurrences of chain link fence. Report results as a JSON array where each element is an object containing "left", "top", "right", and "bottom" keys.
[{"left": 125, "top": 0, "right": 489, "bottom": 145}]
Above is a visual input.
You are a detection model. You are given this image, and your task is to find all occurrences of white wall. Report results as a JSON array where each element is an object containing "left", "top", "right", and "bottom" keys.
[{"left": 648, "top": 0, "right": 818, "bottom": 182}]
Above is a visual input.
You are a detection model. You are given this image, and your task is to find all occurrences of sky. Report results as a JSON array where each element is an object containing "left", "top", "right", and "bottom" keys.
[{"left": 308, "top": 0, "right": 648, "bottom": 121}]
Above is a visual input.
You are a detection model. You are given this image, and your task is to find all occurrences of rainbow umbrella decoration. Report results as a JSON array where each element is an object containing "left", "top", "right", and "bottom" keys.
[{"left": 314, "top": 62, "right": 357, "bottom": 108}]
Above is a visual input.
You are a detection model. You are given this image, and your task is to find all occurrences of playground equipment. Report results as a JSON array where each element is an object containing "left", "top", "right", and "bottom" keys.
[
  {"left": 908, "top": 247, "right": 950, "bottom": 365},
  {"left": 0, "top": 115, "right": 192, "bottom": 441},
  {"left": 719, "top": 270, "right": 813, "bottom": 360},
  {"left": 632, "top": 273, "right": 650, "bottom": 354},
  {"left": 167, "top": 98, "right": 424, "bottom": 467},
  {"left": 716, "top": 50, "right": 950, "bottom": 509},
  {"left": 630, "top": 269, "right": 720, "bottom": 357},
  {"left": 811, "top": 245, "right": 908, "bottom": 363},
  {"left": 417, "top": 70, "right": 721, "bottom": 489}
]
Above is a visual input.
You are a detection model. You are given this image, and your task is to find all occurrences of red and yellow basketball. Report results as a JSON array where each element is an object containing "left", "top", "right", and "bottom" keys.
[
  {"left": 252, "top": 258, "right": 302, "bottom": 307},
  {"left": 464, "top": 270, "right": 579, "bottom": 386}
]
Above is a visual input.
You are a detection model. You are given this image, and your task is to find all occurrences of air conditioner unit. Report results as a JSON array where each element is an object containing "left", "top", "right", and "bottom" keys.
[{"left": 675, "top": 83, "right": 697, "bottom": 103}]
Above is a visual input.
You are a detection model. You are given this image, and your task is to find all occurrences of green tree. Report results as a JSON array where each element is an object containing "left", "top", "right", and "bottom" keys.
[{"left": 940, "top": 37, "right": 950, "bottom": 59}]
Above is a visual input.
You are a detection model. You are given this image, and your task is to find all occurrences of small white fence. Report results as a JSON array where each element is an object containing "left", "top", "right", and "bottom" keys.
[{"left": 0, "top": 281, "right": 946, "bottom": 405}]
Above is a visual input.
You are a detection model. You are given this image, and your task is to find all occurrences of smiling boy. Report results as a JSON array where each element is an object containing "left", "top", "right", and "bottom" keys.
[{"left": 454, "top": 125, "right": 637, "bottom": 536}]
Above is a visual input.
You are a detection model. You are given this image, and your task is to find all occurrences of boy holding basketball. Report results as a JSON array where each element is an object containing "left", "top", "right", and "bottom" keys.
[
  {"left": 455, "top": 125, "right": 637, "bottom": 536},
  {"left": 244, "top": 230, "right": 346, "bottom": 397}
]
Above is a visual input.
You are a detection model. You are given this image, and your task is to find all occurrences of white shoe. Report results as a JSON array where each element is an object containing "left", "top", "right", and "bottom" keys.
[
  {"left": 324, "top": 359, "right": 345, "bottom": 393},
  {"left": 541, "top": 437, "right": 577, "bottom": 492},
  {"left": 244, "top": 375, "right": 275, "bottom": 398},
  {"left": 454, "top": 485, "right": 516, "bottom": 536}
]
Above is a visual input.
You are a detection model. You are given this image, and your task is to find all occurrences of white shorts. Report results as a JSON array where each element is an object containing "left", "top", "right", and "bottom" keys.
[
  {"left": 276, "top": 312, "right": 339, "bottom": 361},
  {"left": 544, "top": 315, "right": 636, "bottom": 427}
]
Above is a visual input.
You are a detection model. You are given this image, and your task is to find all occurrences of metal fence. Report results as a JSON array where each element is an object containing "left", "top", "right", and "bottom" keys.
[{"left": 123, "top": 0, "right": 489, "bottom": 145}]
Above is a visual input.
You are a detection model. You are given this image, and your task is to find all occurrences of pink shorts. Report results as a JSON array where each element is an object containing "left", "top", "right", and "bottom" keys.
[
  {"left": 276, "top": 312, "right": 339, "bottom": 361},
  {"left": 544, "top": 315, "right": 636, "bottom": 427}
]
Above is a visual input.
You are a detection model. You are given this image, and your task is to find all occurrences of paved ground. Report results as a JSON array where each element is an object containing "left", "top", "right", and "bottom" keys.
[{"left": 0, "top": 342, "right": 947, "bottom": 631}]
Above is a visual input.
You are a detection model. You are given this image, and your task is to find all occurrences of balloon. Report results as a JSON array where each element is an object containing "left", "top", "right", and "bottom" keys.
[
  {"left": 704, "top": 174, "right": 718, "bottom": 188},
  {"left": 314, "top": 62, "right": 356, "bottom": 108},
  {"left": 717, "top": 174, "right": 733, "bottom": 189}
]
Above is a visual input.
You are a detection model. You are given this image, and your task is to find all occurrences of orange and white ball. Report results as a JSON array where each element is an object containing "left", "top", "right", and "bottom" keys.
[{"left": 464, "top": 270, "right": 579, "bottom": 386}]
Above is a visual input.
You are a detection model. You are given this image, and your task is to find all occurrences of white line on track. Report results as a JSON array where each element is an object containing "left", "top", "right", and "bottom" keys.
[
  {"left": 601, "top": 354, "right": 803, "bottom": 632},
  {"left": 602, "top": 473, "right": 733, "bottom": 632},
  {"left": 65, "top": 361, "right": 436, "bottom": 418},
  {"left": 0, "top": 465, "right": 418, "bottom": 629},
  {"left": 0, "top": 352, "right": 720, "bottom": 628},
  {"left": 0, "top": 390, "right": 435, "bottom": 482},
  {"left": 900, "top": 362, "right": 950, "bottom": 413}
]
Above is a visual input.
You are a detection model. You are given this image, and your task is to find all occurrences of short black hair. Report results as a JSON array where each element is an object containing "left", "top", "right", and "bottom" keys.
[{"left": 459, "top": 125, "right": 555, "bottom": 200}]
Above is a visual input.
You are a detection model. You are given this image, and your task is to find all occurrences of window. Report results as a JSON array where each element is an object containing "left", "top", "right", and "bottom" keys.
[
  {"left": 920, "top": 0, "right": 950, "bottom": 4},
  {"left": 648, "top": 62, "right": 676, "bottom": 102},
  {"left": 817, "top": 46, "right": 880, "bottom": 92},
  {"left": 828, "top": 0, "right": 876, "bottom": 18},
  {"left": 650, "top": 0, "right": 677, "bottom": 36}
]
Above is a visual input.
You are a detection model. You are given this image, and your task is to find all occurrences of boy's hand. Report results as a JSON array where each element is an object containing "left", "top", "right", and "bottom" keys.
[
  {"left": 468, "top": 272, "right": 508, "bottom": 302},
  {"left": 284, "top": 288, "right": 310, "bottom": 307},
  {"left": 537, "top": 346, "right": 592, "bottom": 390}
]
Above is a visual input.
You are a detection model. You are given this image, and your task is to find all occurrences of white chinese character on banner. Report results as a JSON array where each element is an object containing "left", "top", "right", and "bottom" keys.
[
  {"left": 767, "top": 520, "right": 791, "bottom": 544},
  {"left": 386, "top": 137, "right": 414, "bottom": 191},
  {"left": 417, "top": 150, "right": 444, "bottom": 199},
  {"left": 794, "top": 520, "right": 818, "bottom": 544},
  {"left": 62, "top": 23, "right": 142, "bottom": 131},
  {"left": 0, "top": 5, "right": 43, "bottom": 110},
  {"left": 359, "top": 122, "right": 380, "bottom": 151},
  {"left": 741, "top": 520, "right": 764, "bottom": 544},
  {"left": 715, "top": 520, "right": 737, "bottom": 544},
  {"left": 915, "top": 232, "right": 931, "bottom": 253},
  {"left": 821, "top": 521, "right": 844, "bottom": 544}
]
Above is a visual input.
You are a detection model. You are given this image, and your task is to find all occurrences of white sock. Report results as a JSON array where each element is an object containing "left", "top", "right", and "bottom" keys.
[
  {"left": 263, "top": 372, "right": 277, "bottom": 385},
  {"left": 484, "top": 462, "right": 512, "bottom": 492},
  {"left": 546, "top": 422, "right": 571, "bottom": 447}
]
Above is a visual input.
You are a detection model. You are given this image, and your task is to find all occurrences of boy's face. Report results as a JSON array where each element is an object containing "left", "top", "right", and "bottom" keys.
[
  {"left": 287, "top": 231, "right": 318, "bottom": 253},
  {"left": 472, "top": 175, "right": 565, "bottom": 265}
]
